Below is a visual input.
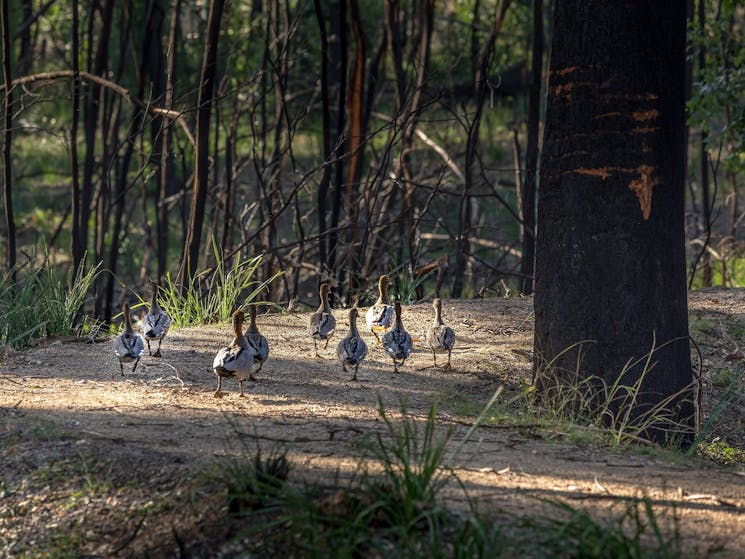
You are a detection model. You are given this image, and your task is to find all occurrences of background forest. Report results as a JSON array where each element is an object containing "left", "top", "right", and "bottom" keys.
[{"left": 0, "top": 0, "right": 744, "bottom": 337}]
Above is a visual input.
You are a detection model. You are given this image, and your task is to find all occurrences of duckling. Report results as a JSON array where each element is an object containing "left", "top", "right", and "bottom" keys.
[
  {"left": 114, "top": 302, "right": 145, "bottom": 375},
  {"left": 337, "top": 307, "right": 368, "bottom": 381},
  {"left": 308, "top": 282, "right": 336, "bottom": 357},
  {"left": 246, "top": 304, "right": 269, "bottom": 379},
  {"left": 381, "top": 301, "right": 413, "bottom": 372},
  {"left": 141, "top": 280, "right": 171, "bottom": 357},
  {"left": 425, "top": 297, "right": 456, "bottom": 369},
  {"left": 213, "top": 310, "right": 254, "bottom": 397},
  {"left": 366, "top": 274, "right": 394, "bottom": 344}
]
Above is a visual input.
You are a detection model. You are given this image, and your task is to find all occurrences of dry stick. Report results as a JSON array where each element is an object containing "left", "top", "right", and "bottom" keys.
[{"left": 111, "top": 513, "right": 149, "bottom": 554}]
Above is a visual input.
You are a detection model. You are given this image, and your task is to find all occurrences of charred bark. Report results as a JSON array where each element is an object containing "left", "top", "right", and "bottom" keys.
[
  {"left": 533, "top": 0, "right": 694, "bottom": 442},
  {"left": 181, "top": 0, "right": 225, "bottom": 286},
  {"left": 1, "top": 0, "right": 15, "bottom": 275},
  {"left": 70, "top": 0, "right": 83, "bottom": 272},
  {"left": 518, "top": 0, "right": 542, "bottom": 295}
]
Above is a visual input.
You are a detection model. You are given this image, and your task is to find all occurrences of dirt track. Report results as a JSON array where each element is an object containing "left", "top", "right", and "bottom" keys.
[{"left": 1, "top": 292, "right": 744, "bottom": 557}]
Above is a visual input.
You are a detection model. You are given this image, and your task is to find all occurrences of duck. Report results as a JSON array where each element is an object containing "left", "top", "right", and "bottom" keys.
[
  {"left": 365, "top": 274, "right": 394, "bottom": 344},
  {"left": 425, "top": 297, "right": 456, "bottom": 369},
  {"left": 381, "top": 301, "right": 413, "bottom": 372},
  {"left": 337, "top": 307, "right": 368, "bottom": 381},
  {"left": 141, "top": 280, "right": 171, "bottom": 357},
  {"left": 212, "top": 310, "right": 254, "bottom": 396},
  {"left": 308, "top": 282, "right": 336, "bottom": 357},
  {"left": 245, "top": 304, "right": 269, "bottom": 378},
  {"left": 114, "top": 302, "right": 146, "bottom": 375}
]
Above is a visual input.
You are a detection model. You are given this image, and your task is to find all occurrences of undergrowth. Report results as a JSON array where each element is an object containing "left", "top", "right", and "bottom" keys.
[
  {"left": 531, "top": 338, "right": 695, "bottom": 448},
  {"left": 0, "top": 249, "right": 102, "bottom": 350},
  {"left": 209, "top": 399, "right": 684, "bottom": 558}
]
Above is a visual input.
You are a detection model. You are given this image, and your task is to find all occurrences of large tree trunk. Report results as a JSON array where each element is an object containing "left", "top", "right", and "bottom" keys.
[
  {"left": 533, "top": 1, "right": 694, "bottom": 442},
  {"left": 1, "top": 0, "right": 15, "bottom": 276},
  {"left": 181, "top": 0, "right": 225, "bottom": 286}
]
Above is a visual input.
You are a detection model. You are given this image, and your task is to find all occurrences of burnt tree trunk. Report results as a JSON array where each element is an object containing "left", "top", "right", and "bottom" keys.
[
  {"left": 82, "top": 0, "right": 115, "bottom": 274},
  {"left": 18, "top": 0, "right": 32, "bottom": 76},
  {"left": 328, "top": 0, "right": 348, "bottom": 288},
  {"left": 313, "top": 0, "right": 336, "bottom": 278},
  {"left": 518, "top": 0, "right": 542, "bottom": 295},
  {"left": 70, "top": 0, "right": 83, "bottom": 272},
  {"left": 1, "top": 0, "right": 15, "bottom": 275},
  {"left": 158, "top": 0, "right": 180, "bottom": 281},
  {"left": 533, "top": 0, "right": 694, "bottom": 441},
  {"left": 181, "top": 0, "right": 225, "bottom": 286}
]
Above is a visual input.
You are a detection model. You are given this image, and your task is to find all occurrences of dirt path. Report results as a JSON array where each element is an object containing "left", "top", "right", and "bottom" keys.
[{"left": 1, "top": 292, "right": 744, "bottom": 557}]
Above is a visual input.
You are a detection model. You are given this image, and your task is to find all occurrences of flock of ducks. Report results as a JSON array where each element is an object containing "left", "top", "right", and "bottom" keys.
[{"left": 113, "top": 274, "right": 456, "bottom": 396}]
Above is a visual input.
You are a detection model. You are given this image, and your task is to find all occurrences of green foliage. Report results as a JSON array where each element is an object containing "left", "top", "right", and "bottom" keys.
[
  {"left": 358, "top": 401, "right": 454, "bottom": 534},
  {"left": 0, "top": 250, "right": 102, "bottom": 350},
  {"left": 158, "top": 244, "right": 281, "bottom": 328},
  {"left": 697, "top": 438, "right": 745, "bottom": 465},
  {"left": 688, "top": 0, "right": 745, "bottom": 174},
  {"left": 210, "top": 400, "right": 683, "bottom": 558},
  {"left": 689, "top": 257, "right": 745, "bottom": 289}
]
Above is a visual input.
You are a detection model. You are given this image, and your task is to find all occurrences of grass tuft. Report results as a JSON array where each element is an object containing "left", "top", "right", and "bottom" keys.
[
  {"left": 533, "top": 338, "right": 694, "bottom": 446},
  {"left": 518, "top": 497, "right": 681, "bottom": 559},
  {"left": 158, "top": 243, "right": 281, "bottom": 328},
  {"left": 221, "top": 447, "right": 291, "bottom": 515},
  {"left": 0, "top": 247, "right": 102, "bottom": 350}
]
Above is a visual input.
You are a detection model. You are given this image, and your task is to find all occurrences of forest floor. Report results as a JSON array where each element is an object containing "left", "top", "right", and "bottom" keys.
[{"left": 1, "top": 289, "right": 745, "bottom": 557}]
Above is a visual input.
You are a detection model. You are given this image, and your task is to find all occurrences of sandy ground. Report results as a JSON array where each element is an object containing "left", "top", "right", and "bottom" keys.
[{"left": 1, "top": 291, "right": 744, "bottom": 557}]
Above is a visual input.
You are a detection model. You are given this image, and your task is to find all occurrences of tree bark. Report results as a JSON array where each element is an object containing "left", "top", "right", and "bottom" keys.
[
  {"left": 313, "top": 0, "right": 333, "bottom": 276},
  {"left": 70, "top": 0, "right": 83, "bottom": 272},
  {"left": 81, "top": 0, "right": 115, "bottom": 276},
  {"left": 519, "top": 0, "right": 542, "bottom": 295},
  {"left": 533, "top": 0, "right": 694, "bottom": 441},
  {"left": 328, "top": 0, "right": 348, "bottom": 288},
  {"left": 159, "top": 0, "right": 180, "bottom": 281},
  {"left": 344, "top": 0, "right": 366, "bottom": 297},
  {"left": 1, "top": 0, "right": 15, "bottom": 276},
  {"left": 18, "top": 0, "right": 33, "bottom": 76},
  {"left": 181, "top": 0, "right": 225, "bottom": 287}
]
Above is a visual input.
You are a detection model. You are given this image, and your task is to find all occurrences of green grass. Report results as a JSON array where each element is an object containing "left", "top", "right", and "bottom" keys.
[
  {"left": 0, "top": 248, "right": 102, "bottom": 350},
  {"left": 697, "top": 438, "right": 745, "bottom": 464},
  {"left": 158, "top": 242, "right": 282, "bottom": 328},
  {"left": 532, "top": 337, "right": 695, "bottom": 447},
  {"left": 517, "top": 498, "right": 681, "bottom": 559},
  {"left": 207, "top": 400, "right": 684, "bottom": 558},
  {"left": 689, "top": 256, "right": 745, "bottom": 288}
]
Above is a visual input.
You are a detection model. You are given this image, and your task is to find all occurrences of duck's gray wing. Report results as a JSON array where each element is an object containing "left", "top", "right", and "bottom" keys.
[{"left": 248, "top": 333, "right": 270, "bottom": 362}]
